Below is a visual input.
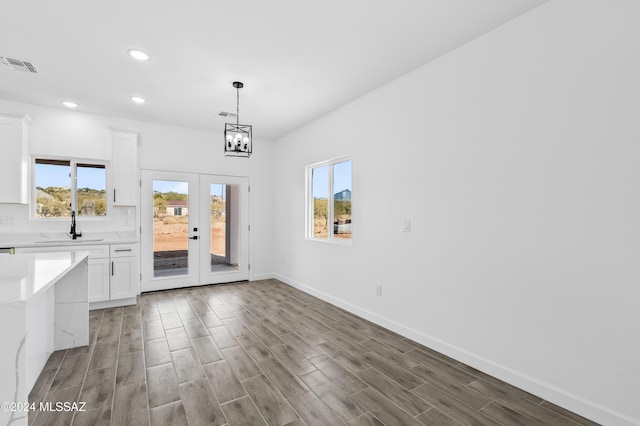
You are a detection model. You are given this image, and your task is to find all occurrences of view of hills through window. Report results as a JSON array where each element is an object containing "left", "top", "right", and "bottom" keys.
[
  {"left": 312, "top": 159, "right": 352, "bottom": 239},
  {"left": 35, "top": 159, "right": 107, "bottom": 218}
]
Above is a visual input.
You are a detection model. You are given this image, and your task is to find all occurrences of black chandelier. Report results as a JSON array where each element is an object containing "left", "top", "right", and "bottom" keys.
[{"left": 224, "top": 81, "right": 252, "bottom": 157}]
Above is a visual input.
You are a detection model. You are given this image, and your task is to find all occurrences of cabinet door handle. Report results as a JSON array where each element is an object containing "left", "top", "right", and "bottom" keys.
[
  {"left": 113, "top": 189, "right": 116, "bottom": 203},
  {"left": 190, "top": 236, "right": 198, "bottom": 240},
  {"left": 111, "top": 261, "right": 114, "bottom": 276},
  {"left": 114, "top": 248, "right": 132, "bottom": 252}
]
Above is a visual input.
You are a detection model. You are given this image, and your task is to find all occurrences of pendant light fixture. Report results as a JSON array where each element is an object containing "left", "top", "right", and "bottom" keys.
[{"left": 224, "top": 81, "right": 252, "bottom": 157}]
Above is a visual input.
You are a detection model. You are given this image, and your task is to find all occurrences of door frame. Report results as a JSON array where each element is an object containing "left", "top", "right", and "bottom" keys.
[{"left": 140, "top": 169, "right": 250, "bottom": 292}]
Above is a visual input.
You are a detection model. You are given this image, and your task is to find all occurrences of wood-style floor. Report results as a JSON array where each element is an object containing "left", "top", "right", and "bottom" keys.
[{"left": 28, "top": 279, "right": 599, "bottom": 426}]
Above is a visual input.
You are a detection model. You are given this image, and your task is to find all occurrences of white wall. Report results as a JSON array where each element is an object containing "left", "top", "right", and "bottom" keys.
[
  {"left": 273, "top": 1, "right": 640, "bottom": 425},
  {"left": 0, "top": 99, "right": 275, "bottom": 278},
  {"left": 0, "top": 99, "right": 132, "bottom": 232},
  {"left": 134, "top": 109, "right": 275, "bottom": 279}
]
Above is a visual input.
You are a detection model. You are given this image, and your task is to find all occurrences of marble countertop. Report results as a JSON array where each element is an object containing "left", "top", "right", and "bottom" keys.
[
  {"left": 0, "top": 231, "right": 137, "bottom": 248},
  {"left": 0, "top": 251, "right": 89, "bottom": 304}
]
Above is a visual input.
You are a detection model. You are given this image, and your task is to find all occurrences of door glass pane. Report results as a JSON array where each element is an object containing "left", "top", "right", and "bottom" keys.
[
  {"left": 312, "top": 165, "right": 329, "bottom": 238},
  {"left": 77, "top": 163, "right": 106, "bottom": 217},
  {"left": 153, "top": 180, "right": 189, "bottom": 277},
  {"left": 333, "top": 160, "right": 352, "bottom": 239},
  {"left": 210, "top": 184, "right": 226, "bottom": 269},
  {"left": 210, "top": 183, "right": 239, "bottom": 271}
]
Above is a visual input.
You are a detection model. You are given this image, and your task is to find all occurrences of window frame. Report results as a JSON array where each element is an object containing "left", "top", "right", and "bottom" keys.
[
  {"left": 305, "top": 155, "right": 352, "bottom": 245},
  {"left": 31, "top": 156, "right": 111, "bottom": 221}
]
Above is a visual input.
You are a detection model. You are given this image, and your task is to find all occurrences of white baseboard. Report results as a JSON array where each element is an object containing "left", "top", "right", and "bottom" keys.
[
  {"left": 274, "top": 273, "right": 639, "bottom": 426},
  {"left": 250, "top": 273, "right": 275, "bottom": 281},
  {"left": 89, "top": 297, "right": 137, "bottom": 310}
]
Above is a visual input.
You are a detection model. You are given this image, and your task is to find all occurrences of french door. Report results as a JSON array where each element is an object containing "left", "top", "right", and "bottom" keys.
[{"left": 141, "top": 170, "right": 249, "bottom": 292}]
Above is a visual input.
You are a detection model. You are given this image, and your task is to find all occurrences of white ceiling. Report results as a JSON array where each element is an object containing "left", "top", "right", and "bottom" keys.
[{"left": 0, "top": 0, "right": 546, "bottom": 140}]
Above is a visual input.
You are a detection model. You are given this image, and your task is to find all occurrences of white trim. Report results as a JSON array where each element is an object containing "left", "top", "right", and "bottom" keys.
[
  {"left": 305, "top": 236, "right": 352, "bottom": 247},
  {"left": 89, "top": 297, "right": 136, "bottom": 310},
  {"left": 140, "top": 169, "right": 250, "bottom": 292},
  {"left": 31, "top": 155, "right": 111, "bottom": 221},
  {"left": 305, "top": 155, "right": 353, "bottom": 243},
  {"left": 306, "top": 154, "right": 352, "bottom": 169},
  {"left": 250, "top": 273, "right": 275, "bottom": 281},
  {"left": 108, "top": 126, "right": 140, "bottom": 135},
  {"left": 274, "top": 273, "right": 639, "bottom": 426}
]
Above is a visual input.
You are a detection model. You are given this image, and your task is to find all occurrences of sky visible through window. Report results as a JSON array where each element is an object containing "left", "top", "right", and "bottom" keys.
[
  {"left": 333, "top": 160, "right": 351, "bottom": 197},
  {"left": 211, "top": 184, "right": 225, "bottom": 198},
  {"left": 36, "top": 163, "right": 106, "bottom": 190},
  {"left": 151, "top": 181, "right": 226, "bottom": 197},
  {"left": 38, "top": 163, "right": 349, "bottom": 199},
  {"left": 153, "top": 180, "right": 188, "bottom": 194},
  {"left": 312, "top": 160, "right": 352, "bottom": 199},
  {"left": 77, "top": 166, "right": 106, "bottom": 190}
]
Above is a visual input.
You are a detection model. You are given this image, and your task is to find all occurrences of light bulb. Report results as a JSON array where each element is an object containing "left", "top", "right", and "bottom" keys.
[
  {"left": 243, "top": 136, "right": 249, "bottom": 143},
  {"left": 226, "top": 134, "right": 233, "bottom": 142},
  {"left": 128, "top": 49, "right": 150, "bottom": 61}
]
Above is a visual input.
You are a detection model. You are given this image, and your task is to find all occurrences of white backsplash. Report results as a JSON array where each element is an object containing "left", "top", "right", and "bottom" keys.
[{"left": 0, "top": 203, "right": 136, "bottom": 234}]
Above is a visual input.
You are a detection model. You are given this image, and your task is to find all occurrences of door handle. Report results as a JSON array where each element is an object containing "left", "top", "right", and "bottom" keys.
[{"left": 190, "top": 236, "right": 198, "bottom": 240}]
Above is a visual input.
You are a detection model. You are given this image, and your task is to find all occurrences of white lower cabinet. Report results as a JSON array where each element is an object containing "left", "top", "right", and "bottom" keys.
[
  {"left": 89, "top": 257, "right": 110, "bottom": 303},
  {"left": 110, "top": 244, "right": 138, "bottom": 299},
  {"left": 15, "top": 243, "right": 138, "bottom": 305}
]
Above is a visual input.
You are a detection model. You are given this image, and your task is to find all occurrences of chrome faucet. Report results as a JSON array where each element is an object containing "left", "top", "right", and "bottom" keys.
[{"left": 70, "top": 210, "right": 82, "bottom": 239}]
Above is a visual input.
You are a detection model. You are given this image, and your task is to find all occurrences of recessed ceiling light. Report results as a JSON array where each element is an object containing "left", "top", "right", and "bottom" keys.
[
  {"left": 131, "top": 96, "right": 146, "bottom": 104},
  {"left": 62, "top": 101, "right": 78, "bottom": 108},
  {"left": 128, "top": 49, "right": 149, "bottom": 61}
]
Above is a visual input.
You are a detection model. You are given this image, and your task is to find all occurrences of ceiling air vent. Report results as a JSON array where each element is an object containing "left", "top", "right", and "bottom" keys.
[
  {"left": 218, "top": 111, "right": 237, "bottom": 118},
  {"left": 0, "top": 56, "right": 39, "bottom": 74}
]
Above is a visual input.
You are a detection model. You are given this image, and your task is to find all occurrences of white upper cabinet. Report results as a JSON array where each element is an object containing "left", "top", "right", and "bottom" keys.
[
  {"left": 0, "top": 113, "right": 31, "bottom": 204},
  {"left": 111, "top": 129, "right": 138, "bottom": 206}
]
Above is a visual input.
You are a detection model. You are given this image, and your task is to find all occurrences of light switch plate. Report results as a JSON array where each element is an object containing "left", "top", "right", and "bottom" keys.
[
  {"left": 403, "top": 220, "right": 411, "bottom": 232},
  {"left": 0, "top": 216, "right": 14, "bottom": 226}
]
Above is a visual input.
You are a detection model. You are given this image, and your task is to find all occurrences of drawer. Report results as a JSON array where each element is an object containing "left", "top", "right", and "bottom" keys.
[
  {"left": 17, "top": 244, "right": 109, "bottom": 258},
  {"left": 110, "top": 244, "right": 137, "bottom": 257}
]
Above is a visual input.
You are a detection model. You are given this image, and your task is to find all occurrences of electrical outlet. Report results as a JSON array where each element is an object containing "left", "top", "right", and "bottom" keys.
[
  {"left": 403, "top": 220, "right": 411, "bottom": 232},
  {"left": 376, "top": 285, "right": 382, "bottom": 296}
]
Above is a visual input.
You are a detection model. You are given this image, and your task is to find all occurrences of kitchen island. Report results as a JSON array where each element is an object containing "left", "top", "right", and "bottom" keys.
[
  {"left": 0, "top": 251, "right": 89, "bottom": 425},
  {"left": 1, "top": 231, "right": 139, "bottom": 310}
]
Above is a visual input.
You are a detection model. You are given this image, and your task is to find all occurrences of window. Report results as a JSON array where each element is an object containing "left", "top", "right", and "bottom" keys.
[
  {"left": 34, "top": 158, "right": 107, "bottom": 218},
  {"left": 307, "top": 157, "right": 352, "bottom": 241}
]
